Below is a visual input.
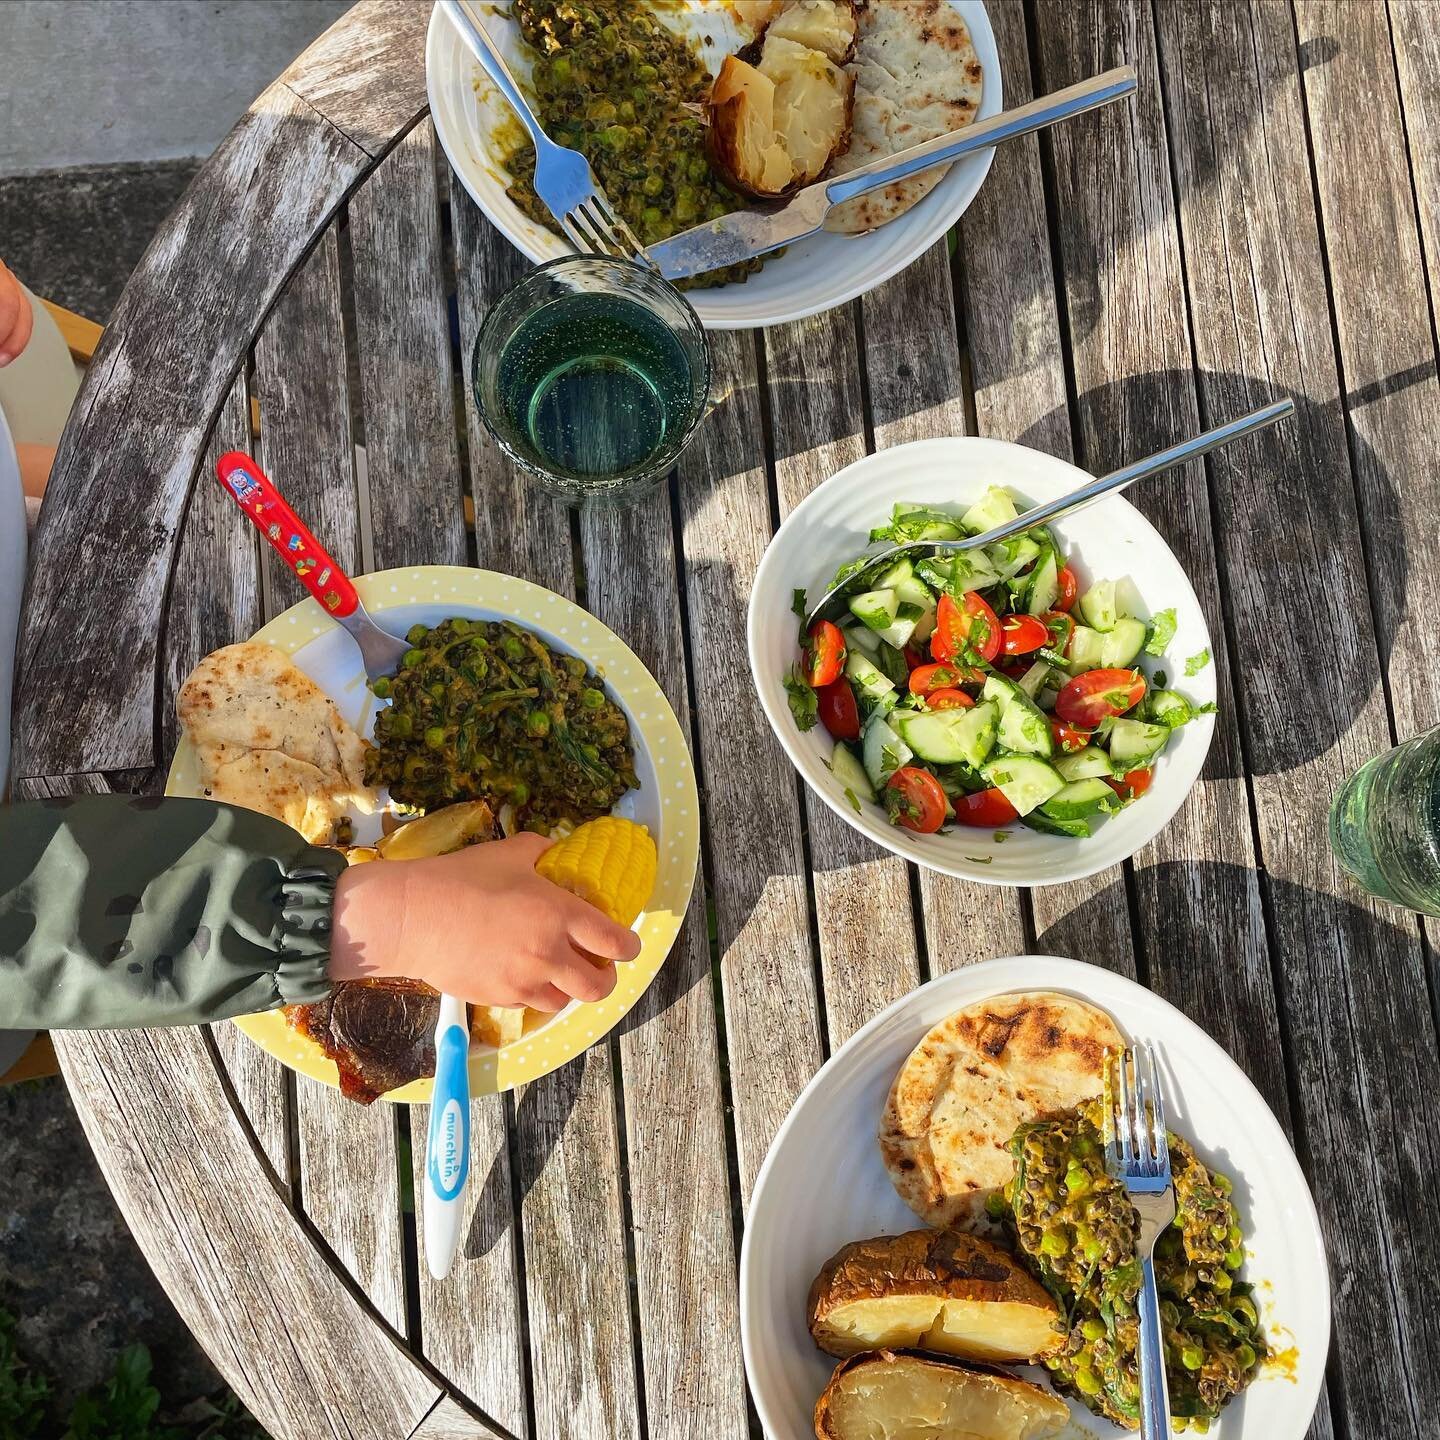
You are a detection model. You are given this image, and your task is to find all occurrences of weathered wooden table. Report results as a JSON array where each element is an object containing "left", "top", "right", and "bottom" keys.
[{"left": 13, "top": 2, "right": 1440, "bottom": 1437}]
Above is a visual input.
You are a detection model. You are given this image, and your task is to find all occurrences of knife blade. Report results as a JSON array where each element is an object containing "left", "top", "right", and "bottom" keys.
[{"left": 646, "top": 66, "right": 1136, "bottom": 282}]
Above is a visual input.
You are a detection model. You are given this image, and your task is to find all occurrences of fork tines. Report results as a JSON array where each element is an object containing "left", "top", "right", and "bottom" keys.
[
  {"left": 563, "top": 192, "right": 652, "bottom": 266},
  {"left": 1104, "top": 1043, "right": 1171, "bottom": 1184}
]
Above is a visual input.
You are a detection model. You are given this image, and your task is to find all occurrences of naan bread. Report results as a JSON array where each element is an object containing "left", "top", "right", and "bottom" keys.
[
  {"left": 880, "top": 991, "right": 1123, "bottom": 1228},
  {"left": 826, "top": 0, "right": 983, "bottom": 233},
  {"left": 178, "top": 641, "right": 374, "bottom": 843}
]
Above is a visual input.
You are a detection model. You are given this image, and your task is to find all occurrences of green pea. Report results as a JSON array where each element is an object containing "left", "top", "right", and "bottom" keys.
[
  {"left": 983, "top": 1192, "right": 1007, "bottom": 1220},
  {"left": 642, "top": 205, "right": 664, "bottom": 229},
  {"left": 403, "top": 648, "right": 425, "bottom": 669},
  {"left": 448, "top": 617, "right": 469, "bottom": 635},
  {"left": 406, "top": 624, "right": 429, "bottom": 644},
  {"left": 1211, "top": 1270, "right": 1233, "bottom": 1293},
  {"left": 1224, "top": 1248, "right": 1243, "bottom": 1270},
  {"left": 619, "top": 99, "right": 636, "bottom": 122},
  {"left": 509, "top": 779, "right": 530, "bottom": 806},
  {"left": 1040, "top": 1230, "right": 1069, "bottom": 1257},
  {"left": 1235, "top": 1343, "right": 1257, "bottom": 1369},
  {"left": 526, "top": 709, "right": 552, "bottom": 737},
  {"left": 1080, "top": 1318, "right": 1106, "bottom": 1342},
  {"left": 601, "top": 124, "right": 630, "bottom": 150},
  {"left": 503, "top": 636, "right": 525, "bottom": 661},
  {"left": 551, "top": 54, "right": 571, "bottom": 83},
  {"left": 371, "top": 676, "right": 392, "bottom": 699},
  {"left": 1074, "top": 1366, "right": 1102, "bottom": 1396},
  {"left": 403, "top": 754, "right": 428, "bottom": 780},
  {"left": 637, "top": 62, "right": 658, "bottom": 81},
  {"left": 1211, "top": 1172, "right": 1233, "bottom": 1195},
  {"left": 1064, "top": 1165, "right": 1090, "bottom": 1196},
  {"left": 581, "top": 687, "right": 607, "bottom": 709},
  {"left": 674, "top": 196, "right": 697, "bottom": 223},
  {"left": 424, "top": 726, "right": 447, "bottom": 751},
  {"left": 429, "top": 682, "right": 447, "bottom": 700},
  {"left": 588, "top": 98, "right": 617, "bottom": 123},
  {"left": 1180, "top": 1345, "right": 1205, "bottom": 1371}
]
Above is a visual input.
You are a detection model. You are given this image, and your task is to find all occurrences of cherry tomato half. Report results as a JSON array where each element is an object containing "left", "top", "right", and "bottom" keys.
[
  {"left": 1106, "top": 768, "right": 1154, "bottom": 802},
  {"left": 1050, "top": 718, "right": 1094, "bottom": 754},
  {"left": 908, "top": 662, "right": 965, "bottom": 696},
  {"left": 926, "top": 688, "right": 974, "bottom": 711},
  {"left": 805, "top": 619, "right": 846, "bottom": 688},
  {"left": 1001, "top": 613, "right": 1049, "bottom": 657},
  {"left": 953, "top": 787, "right": 1020, "bottom": 827},
  {"left": 931, "top": 592, "right": 1002, "bottom": 665},
  {"left": 885, "top": 766, "right": 948, "bottom": 834},
  {"left": 996, "top": 658, "right": 1031, "bottom": 681},
  {"left": 1044, "top": 611, "right": 1075, "bottom": 655},
  {"left": 816, "top": 680, "right": 860, "bottom": 741},
  {"left": 1055, "top": 565, "right": 1079, "bottom": 612},
  {"left": 1055, "top": 668, "right": 1147, "bottom": 727}
]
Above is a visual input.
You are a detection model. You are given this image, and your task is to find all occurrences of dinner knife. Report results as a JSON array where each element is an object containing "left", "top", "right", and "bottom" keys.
[{"left": 646, "top": 66, "right": 1137, "bottom": 281}]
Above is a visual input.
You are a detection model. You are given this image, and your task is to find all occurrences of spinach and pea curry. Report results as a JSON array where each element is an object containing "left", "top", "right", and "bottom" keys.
[
  {"left": 503, "top": 0, "right": 767, "bottom": 287},
  {"left": 366, "top": 618, "right": 638, "bottom": 830},
  {"left": 995, "top": 1099, "right": 1266, "bottom": 1432}
]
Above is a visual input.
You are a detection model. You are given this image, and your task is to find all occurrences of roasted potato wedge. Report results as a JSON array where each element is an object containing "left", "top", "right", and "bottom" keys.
[
  {"left": 375, "top": 800, "right": 497, "bottom": 860},
  {"left": 707, "top": 18, "right": 854, "bottom": 198},
  {"left": 808, "top": 1230, "right": 1062, "bottom": 1362},
  {"left": 814, "top": 1351, "right": 1068, "bottom": 1440}
]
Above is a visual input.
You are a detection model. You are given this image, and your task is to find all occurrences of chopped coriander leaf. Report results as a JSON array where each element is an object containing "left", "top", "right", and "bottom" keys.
[
  {"left": 966, "top": 855, "right": 994, "bottom": 864},
  {"left": 783, "top": 665, "right": 819, "bottom": 731},
  {"left": 1153, "top": 669, "right": 1169, "bottom": 689},
  {"left": 792, "top": 588, "right": 810, "bottom": 642},
  {"left": 1193, "top": 701, "right": 1218, "bottom": 715},
  {"left": 1185, "top": 648, "right": 1212, "bottom": 677},
  {"left": 1145, "top": 608, "right": 1177, "bottom": 656},
  {"left": 829, "top": 555, "right": 874, "bottom": 591},
  {"left": 1038, "top": 647, "right": 1070, "bottom": 669},
  {"left": 843, "top": 787, "right": 862, "bottom": 814},
  {"left": 994, "top": 830, "right": 1009, "bottom": 843}
]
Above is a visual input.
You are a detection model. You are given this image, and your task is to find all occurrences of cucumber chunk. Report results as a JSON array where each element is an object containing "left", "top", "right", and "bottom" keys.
[
  {"left": 1026, "top": 549, "right": 1060, "bottom": 616},
  {"left": 871, "top": 558, "right": 936, "bottom": 611},
  {"left": 894, "top": 702, "right": 998, "bottom": 770},
  {"left": 842, "top": 620, "right": 881, "bottom": 657},
  {"left": 1018, "top": 661, "right": 1055, "bottom": 700},
  {"left": 829, "top": 740, "right": 877, "bottom": 803},
  {"left": 1099, "top": 616, "right": 1147, "bottom": 668},
  {"left": 1106, "top": 717, "right": 1171, "bottom": 770},
  {"left": 849, "top": 588, "right": 898, "bottom": 632},
  {"left": 1066, "top": 625, "right": 1108, "bottom": 674},
  {"left": 872, "top": 606, "right": 922, "bottom": 651},
  {"left": 961, "top": 486, "right": 1020, "bottom": 535},
  {"left": 1041, "top": 777, "right": 1120, "bottom": 821},
  {"left": 998, "top": 690, "right": 1055, "bottom": 758},
  {"left": 986, "top": 535, "right": 1041, "bottom": 579},
  {"left": 844, "top": 651, "right": 895, "bottom": 706},
  {"left": 1055, "top": 745, "right": 1115, "bottom": 782},
  {"left": 981, "top": 673, "right": 1020, "bottom": 708},
  {"left": 863, "top": 716, "right": 911, "bottom": 789},
  {"left": 1078, "top": 579, "right": 1118, "bottom": 632},
  {"left": 1023, "top": 810, "right": 1092, "bottom": 838},
  {"left": 1142, "top": 689, "right": 1195, "bottom": 728},
  {"left": 980, "top": 754, "right": 1065, "bottom": 816}
]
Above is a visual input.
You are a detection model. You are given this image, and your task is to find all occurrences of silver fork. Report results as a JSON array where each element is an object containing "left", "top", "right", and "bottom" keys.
[
  {"left": 441, "top": 0, "right": 650, "bottom": 263},
  {"left": 1104, "top": 1044, "right": 1177, "bottom": 1439}
]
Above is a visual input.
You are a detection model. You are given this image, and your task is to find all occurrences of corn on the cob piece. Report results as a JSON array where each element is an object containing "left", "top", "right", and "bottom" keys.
[{"left": 535, "top": 815, "right": 657, "bottom": 927}]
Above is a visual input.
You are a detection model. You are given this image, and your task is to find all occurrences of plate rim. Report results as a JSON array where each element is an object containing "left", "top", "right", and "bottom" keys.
[
  {"left": 425, "top": 0, "right": 1003, "bottom": 330},
  {"left": 738, "top": 954, "right": 1331, "bottom": 1440},
  {"left": 746, "top": 434, "right": 1217, "bottom": 885},
  {"left": 166, "top": 564, "right": 699, "bottom": 1102}
]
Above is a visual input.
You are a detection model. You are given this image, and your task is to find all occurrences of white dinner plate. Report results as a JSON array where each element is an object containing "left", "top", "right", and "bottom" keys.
[
  {"left": 741, "top": 956, "right": 1329, "bottom": 1440},
  {"left": 426, "top": 1, "right": 1002, "bottom": 329}
]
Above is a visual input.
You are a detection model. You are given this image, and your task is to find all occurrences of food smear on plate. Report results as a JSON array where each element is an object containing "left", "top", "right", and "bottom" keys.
[
  {"left": 999, "top": 1098, "right": 1268, "bottom": 1430},
  {"left": 502, "top": 0, "right": 766, "bottom": 287},
  {"left": 825, "top": 0, "right": 984, "bottom": 233},
  {"left": 786, "top": 487, "right": 1214, "bottom": 840},
  {"left": 177, "top": 641, "right": 375, "bottom": 844},
  {"left": 813, "top": 1350, "right": 1068, "bottom": 1440},
  {"left": 365, "top": 617, "right": 638, "bottom": 830}
]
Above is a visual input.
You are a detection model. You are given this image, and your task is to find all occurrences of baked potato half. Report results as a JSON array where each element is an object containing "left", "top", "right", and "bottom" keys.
[
  {"left": 707, "top": 4, "right": 855, "bottom": 199},
  {"left": 814, "top": 1351, "right": 1069, "bottom": 1440},
  {"left": 807, "top": 1230, "right": 1062, "bottom": 1362}
]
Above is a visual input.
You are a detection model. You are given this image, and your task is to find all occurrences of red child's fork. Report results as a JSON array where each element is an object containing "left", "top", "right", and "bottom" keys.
[{"left": 214, "top": 451, "right": 410, "bottom": 678}]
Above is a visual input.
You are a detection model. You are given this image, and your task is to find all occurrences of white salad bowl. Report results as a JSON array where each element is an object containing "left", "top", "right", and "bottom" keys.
[
  {"left": 426, "top": 1, "right": 1002, "bottom": 330},
  {"left": 747, "top": 437, "right": 1217, "bottom": 886}
]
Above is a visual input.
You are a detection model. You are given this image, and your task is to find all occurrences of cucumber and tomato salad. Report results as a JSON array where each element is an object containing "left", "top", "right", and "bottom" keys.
[{"left": 785, "top": 488, "right": 1212, "bottom": 839}]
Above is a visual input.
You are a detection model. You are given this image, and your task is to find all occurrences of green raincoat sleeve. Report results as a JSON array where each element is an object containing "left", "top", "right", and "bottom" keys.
[{"left": 0, "top": 796, "right": 347, "bottom": 1030}]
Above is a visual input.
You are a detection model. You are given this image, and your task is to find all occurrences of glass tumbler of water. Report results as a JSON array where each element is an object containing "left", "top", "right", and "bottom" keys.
[
  {"left": 1330, "top": 725, "right": 1440, "bottom": 915},
  {"left": 471, "top": 255, "right": 710, "bottom": 505}
]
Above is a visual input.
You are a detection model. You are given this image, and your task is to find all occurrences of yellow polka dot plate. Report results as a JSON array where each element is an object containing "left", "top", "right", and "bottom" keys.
[{"left": 166, "top": 566, "right": 699, "bottom": 1101}]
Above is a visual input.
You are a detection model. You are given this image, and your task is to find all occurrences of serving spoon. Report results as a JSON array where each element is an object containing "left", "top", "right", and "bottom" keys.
[
  {"left": 802, "top": 399, "right": 1296, "bottom": 630},
  {"left": 215, "top": 451, "right": 472, "bottom": 1281}
]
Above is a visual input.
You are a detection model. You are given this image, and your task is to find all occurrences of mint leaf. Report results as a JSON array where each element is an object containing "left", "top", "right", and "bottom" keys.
[
  {"left": 1185, "top": 648, "right": 1211, "bottom": 677},
  {"left": 1145, "top": 608, "right": 1177, "bottom": 656},
  {"left": 783, "top": 665, "right": 818, "bottom": 731}
]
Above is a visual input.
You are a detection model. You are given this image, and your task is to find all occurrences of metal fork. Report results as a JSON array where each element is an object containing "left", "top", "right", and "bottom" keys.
[
  {"left": 441, "top": 0, "right": 650, "bottom": 263},
  {"left": 1104, "top": 1044, "right": 1177, "bottom": 1439}
]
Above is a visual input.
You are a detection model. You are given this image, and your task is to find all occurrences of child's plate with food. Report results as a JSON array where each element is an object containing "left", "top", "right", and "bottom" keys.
[
  {"left": 166, "top": 566, "right": 699, "bottom": 1102},
  {"left": 748, "top": 436, "right": 1218, "bottom": 885},
  {"left": 742, "top": 956, "right": 1328, "bottom": 1440},
  {"left": 426, "top": 0, "right": 1002, "bottom": 329}
]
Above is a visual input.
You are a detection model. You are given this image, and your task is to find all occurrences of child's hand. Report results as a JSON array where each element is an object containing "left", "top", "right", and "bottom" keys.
[
  {"left": 0, "top": 262, "right": 34, "bottom": 367},
  {"left": 329, "top": 831, "right": 642, "bottom": 1011}
]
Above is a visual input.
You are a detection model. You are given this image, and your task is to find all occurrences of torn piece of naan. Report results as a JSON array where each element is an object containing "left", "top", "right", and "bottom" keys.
[{"left": 178, "top": 641, "right": 375, "bottom": 843}]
